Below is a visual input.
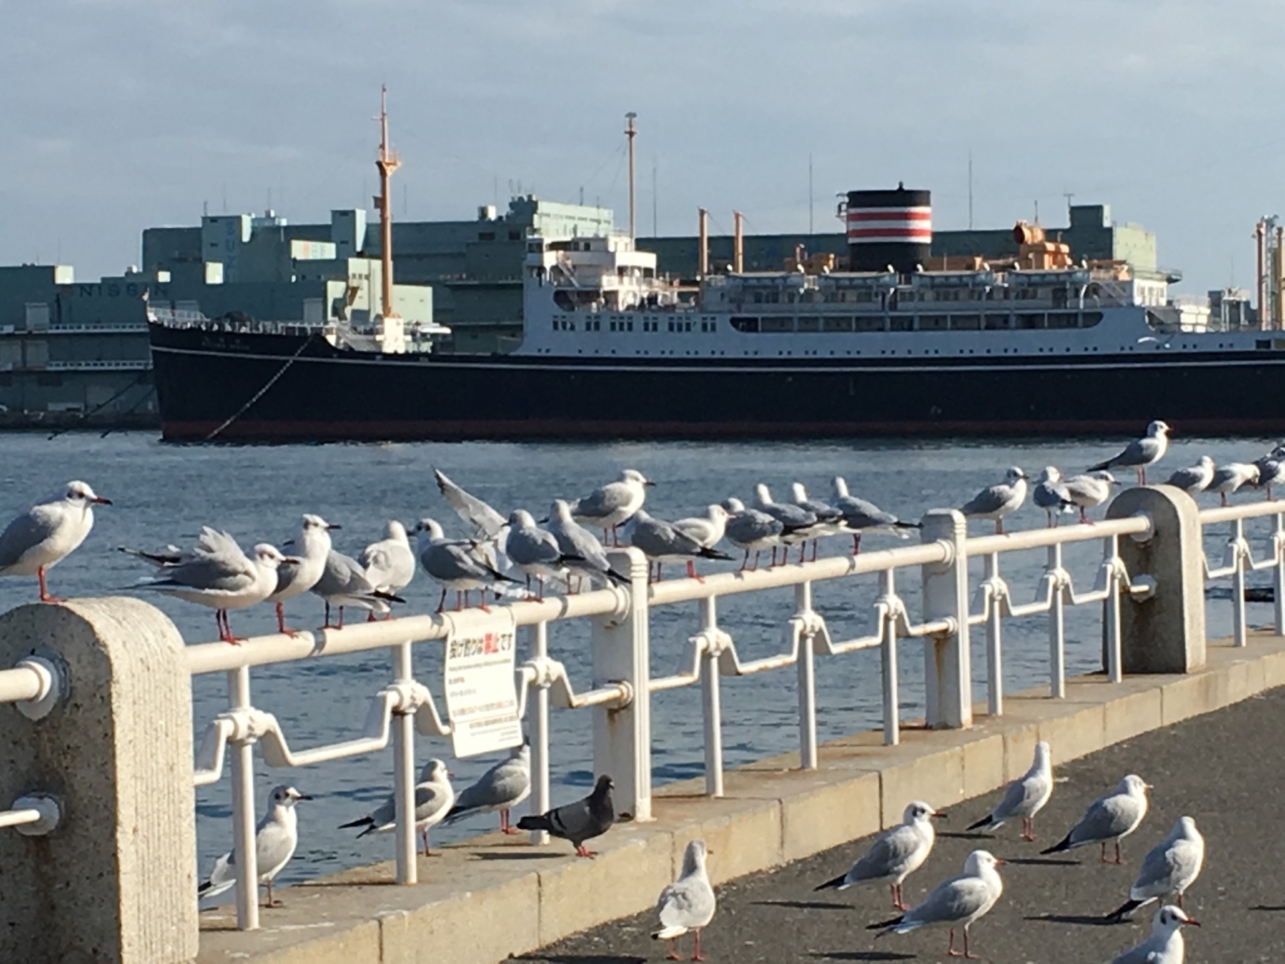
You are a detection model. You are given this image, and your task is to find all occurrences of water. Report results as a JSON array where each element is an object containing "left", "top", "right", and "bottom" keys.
[{"left": 0, "top": 430, "right": 1271, "bottom": 892}]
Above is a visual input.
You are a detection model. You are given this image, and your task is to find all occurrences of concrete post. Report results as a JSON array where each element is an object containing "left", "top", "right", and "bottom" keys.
[
  {"left": 592, "top": 547, "right": 652, "bottom": 821},
  {"left": 920, "top": 510, "right": 973, "bottom": 729},
  {"left": 0, "top": 597, "right": 197, "bottom": 963},
  {"left": 1106, "top": 486, "right": 1206, "bottom": 672}
]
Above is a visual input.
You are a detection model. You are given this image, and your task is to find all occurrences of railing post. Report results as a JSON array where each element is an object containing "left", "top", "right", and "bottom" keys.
[
  {"left": 919, "top": 509, "right": 973, "bottom": 729},
  {"left": 795, "top": 581, "right": 819, "bottom": 768},
  {"left": 699, "top": 597, "right": 724, "bottom": 796},
  {"left": 983, "top": 554, "right": 1003, "bottom": 716},
  {"left": 0, "top": 598, "right": 198, "bottom": 963},
  {"left": 1047, "top": 543, "right": 1066, "bottom": 698},
  {"left": 880, "top": 569, "right": 900, "bottom": 745},
  {"left": 594, "top": 547, "right": 652, "bottom": 821},
  {"left": 391, "top": 642, "right": 417, "bottom": 884},
  {"left": 1231, "top": 518, "right": 1248, "bottom": 648},
  {"left": 228, "top": 664, "right": 260, "bottom": 930},
  {"left": 528, "top": 621, "right": 551, "bottom": 845},
  {"left": 1105, "top": 535, "right": 1123, "bottom": 683},
  {"left": 1275, "top": 511, "right": 1285, "bottom": 636},
  {"left": 1106, "top": 487, "right": 1206, "bottom": 672}
]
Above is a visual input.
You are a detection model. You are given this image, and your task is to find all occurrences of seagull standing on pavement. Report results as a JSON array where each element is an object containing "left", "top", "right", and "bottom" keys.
[
  {"left": 339, "top": 759, "right": 455, "bottom": 856},
  {"left": 1108, "top": 816, "right": 1205, "bottom": 920},
  {"left": 966, "top": 740, "right": 1053, "bottom": 841},
  {"left": 652, "top": 839, "right": 716, "bottom": 962},
  {"left": 1042, "top": 773, "right": 1150, "bottom": 864},
  {"left": 960, "top": 467, "right": 1028, "bottom": 534},
  {"left": 815, "top": 801, "right": 944, "bottom": 910},
  {"left": 1088, "top": 420, "right": 1171, "bottom": 485},
  {"left": 1110, "top": 906, "right": 1200, "bottom": 964},
  {"left": 443, "top": 741, "right": 531, "bottom": 835},
  {"left": 198, "top": 785, "right": 311, "bottom": 907},
  {"left": 0, "top": 480, "right": 110, "bottom": 602}
]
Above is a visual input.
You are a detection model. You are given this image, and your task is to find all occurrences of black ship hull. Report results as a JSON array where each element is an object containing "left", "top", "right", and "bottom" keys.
[{"left": 149, "top": 323, "right": 1285, "bottom": 442}]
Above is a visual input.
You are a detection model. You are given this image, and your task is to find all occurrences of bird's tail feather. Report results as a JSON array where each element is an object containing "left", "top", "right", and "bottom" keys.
[
  {"left": 516, "top": 814, "right": 551, "bottom": 832},
  {"left": 866, "top": 913, "right": 906, "bottom": 932},
  {"left": 698, "top": 547, "right": 732, "bottom": 560},
  {"left": 339, "top": 816, "right": 374, "bottom": 832},
  {"left": 965, "top": 815, "right": 994, "bottom": 832},
  {"left": 371, "top": 590, "right": 406, "bottom": 604},
  {"left": 1108, "top": 898, "right": 1145, "bottom": 921},
  {"left": 1087, "top": 459, "right": 1112, "bottom": 472},
  {"left": 813, "top": 872, "right": 849, "bottom": 892},
  {"left": 604, "top": 568, "right": 629, "bottom": 586},
  {"left": 1040, "top": 833, "right": 1073, "bottom": 855},
  {"left": 652, "top": 926, "right": 687, "bottom": 941},
  {"left": 893, "top": 520, "right": 923, "bottom": 530}
]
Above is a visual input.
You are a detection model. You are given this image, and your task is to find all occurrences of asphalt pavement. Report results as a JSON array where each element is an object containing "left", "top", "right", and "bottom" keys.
[{"left": 522, "top": 687, "right": 1285, "bottom": 963}]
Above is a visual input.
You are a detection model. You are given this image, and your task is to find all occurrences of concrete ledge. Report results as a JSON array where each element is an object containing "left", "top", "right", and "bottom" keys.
[{"left": 197, "top": 634, "right": 1285, "bottom": 964}]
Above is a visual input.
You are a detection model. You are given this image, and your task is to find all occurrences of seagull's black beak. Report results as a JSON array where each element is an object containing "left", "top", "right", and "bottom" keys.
[
  {"left": 282, "top": 539, "right": 295, "bottom": 548},
  {"left": 92, "top": 496, "right": 113, "bottom": 505},
  {"left": 643, "top": 480, "right": 656, "bottom": 487},
  {"left": 326, "top": 523, "right": 342, "bottom": 531}
]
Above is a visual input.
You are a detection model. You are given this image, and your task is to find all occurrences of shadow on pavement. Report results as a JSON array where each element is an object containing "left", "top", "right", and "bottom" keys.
[
  {"left": 753, "top": 899, "right": 851, "bottom": 911},
  {"left": 1250, "top": 904, "right": 1285, "bottom": 912},
  {"left": 517, "top": 956, "right": 645, "bottom": 964},
  {"left": 807, "top": 952, "right": 914, "bottom": 961},
  {"left": 469, "top": 851, "right": 565, "bottom": 861},
  {"left": 1004, "top": 856, "right": 1080, "bottom": 866},
  {"left": 937, "top": 830, "right": 995, "bottom": 840},
  {"left": 1025, "top": 913, "right": 1117, "bottom": 927}
]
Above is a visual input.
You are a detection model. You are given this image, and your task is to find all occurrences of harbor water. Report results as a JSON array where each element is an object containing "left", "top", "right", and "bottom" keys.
[{"left": 0, "top": 431, "right": 1268, "bottom": 892}]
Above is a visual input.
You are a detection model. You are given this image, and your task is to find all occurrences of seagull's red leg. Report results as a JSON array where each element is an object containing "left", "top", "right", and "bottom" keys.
[
  {"left": 436, "top": 588, "right": 447, "bottom": 613},
  {"left": 994, "top": 519, "right": 1003, "bottom": 535},
  {"left": 37, "top": 566, "right": 63, "bottom": 603},
  {"left": 946, "top": 929, "right": 957, "bottom": 957},
  {"left": 366, "top": 610, "right": 377, "bottom": 622},
  {"left": 739, "top": 549, "right": 749, "bottom": 571},
  {"left": 1100, "top": 841, "right": 1110, "bottom": 863},
  {"left": 337, "top": 606, "right": 346, "bottom": 629},
  {"left": 666, "top": 938, "right": 680, "bottom": 961},
  {"left": 691, "top": 929, "right": 705, "bottom": 962},
  {"left": 1079, "top": 506, "right": 1089, "bottom": 525},
  {"left": 1114, "top": 840, "right": 1123, "bottom": 864},
  {"left": 686, "top": 559, "right": 696, "bottom": 580},
  {"left": 276, "top": 602, "right": 300, "bottom": 637}
]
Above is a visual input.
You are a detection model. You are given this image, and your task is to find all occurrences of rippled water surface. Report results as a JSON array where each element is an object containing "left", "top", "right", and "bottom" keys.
[{"left": 0, "top": 430, "right": 1271, "bottom": 890}]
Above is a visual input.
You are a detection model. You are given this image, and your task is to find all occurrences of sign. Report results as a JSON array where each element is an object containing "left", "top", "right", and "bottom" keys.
[{"left": 443, "top": 618, "right": 522, "bottom": 758}]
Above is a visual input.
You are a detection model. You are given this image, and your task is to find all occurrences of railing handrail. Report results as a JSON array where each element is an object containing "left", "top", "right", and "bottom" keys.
[
  {"left": 967, "top": 513, "right": 1152, "bottom": 555},
  {"left": 1199, "top": 500, "right": 1285, "bottom": 525}
]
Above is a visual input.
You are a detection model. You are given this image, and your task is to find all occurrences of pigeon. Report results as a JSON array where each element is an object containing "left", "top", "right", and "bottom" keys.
[
  {"left": 1166, "top": 456, "right": 1215, "bottom": 495},
  {"left": 1089, "top": 420, "right": 1171, "bottom": 485},
  {"left": 568, "top": 469, "right": 653, "bottom": 545},
  {"left": 310, "top": 549, "right": 404, "bottom": 628},
  {"left": 339, "top": 759, "right": 454, "bottom": 856},
  {"left": 1032, "top": 467, "right": 1074, "bottom": 526},
  {"left": 0, "top": 480, "right": 110, "bottom": 602},
  {"left": 626, "top": 510, "right": 731, "bottom": 582},
  {"left": 867, "top": 850, "right": 1005, "bottom": 961},
  {"left": 815, "top": 801, "right": 943, "bottom": 910},
  {"left": 517, "top": 774, "right": 615, "bottom": 857},
  {"left": 1108, "top": 816, "right": 1205, "bottom": 920},
  {"left": 721, "top": 497, "right": 785, "bottom": 571},
  {"left": 966, "top": 741, "right": 1053, "bottom": 841},
  {"left": 1062, "top": 471, "right": 1120, "bottom": 524},
  {"left": 830, "top": 477, "right": 920, "bottom": 554},
  {"left": 443, "top": 741, "right": 531, "bottom": 835},
  {"left": 504, "top": 509, "right": 583, "bottom": 599},
  {"left": 961, "top": 467, "right": 1028, "bottom": 534},
  {"left": 547, "top": 499, "right": 627, "bottom": 589},
  {"left": 360, "top": 520, "right": 417, "bottom": 600},
  {"left": 198, "top": 785, "right": 310, "bottom": 907},
  {"left": 413, "top": 518, "right": 521, "bottom": 611},
  {"left": 652, "top": 839, "right": 716, "bottom": 961},
  {"left": 1208, "top": 461, "right": 1259, "bottom": 506},
  {"left": 267, "top": 514, "right": 338, "bottom": 634},
  {"left": 1110, "top": 905, "right": 1199, "bottom": 964},
  {"left": 1042, "top": 773, "right": 1150, "bottom": 863}
]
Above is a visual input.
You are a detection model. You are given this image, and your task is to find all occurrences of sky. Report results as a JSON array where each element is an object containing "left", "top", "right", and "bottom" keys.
[{"left": 1, "top": 0, "right": 1281, "bottom": 295}]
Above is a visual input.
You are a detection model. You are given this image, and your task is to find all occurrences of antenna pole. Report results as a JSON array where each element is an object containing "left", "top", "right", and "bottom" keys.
[
  {"left": 808, "top": 153, "right": 814, "bottom": 235},
  {"left": 376, "top": 84, "right": 401, "bottom": 320},
  {"left": 625, "top": 112, "right": 637, "bottom": 239},
  {"left": 967, "top": 151, "right": 973, "bottom": 230}
]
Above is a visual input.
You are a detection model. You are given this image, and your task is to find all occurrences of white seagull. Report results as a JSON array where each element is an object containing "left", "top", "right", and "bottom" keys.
[
  {"left": 413, "top": 518, "right": 521, "bottom": 611},
  {"left": 652, "top": 839, "right": 716, "bottom": 962},
  {"left": 1042, "top": 773, "right": 1150, "bottom": 864},
  {"left": 310, "top": 549, "right": 403, "bottom": 628},
  {"left": 1208, "top": 461, "right": 1259, "bottom": 506},
  {"left": 198, "top": 785, "right": 311, "bottom": 907},
  {"left": 1110, "top": 905, "right": 1200, "bottom": 964},
  {"left": 339, "top": 759, "right": 455, "bottom": 856},
  {"left": 1032, "top": 467, "right": 1073, "bottom": 527},
  {"left": 0, "top": 480, "right": 110, "bottom": 602},
  {"left": 443, "top": 742, "right": 531, "bottom": 835},
  {"left": 567, "top": 469, "right": 653, "bottom": 545},
  {"left": 1062, "top": 470, "right": 1120, "bottom": 524},
  {"left": 1089, "top": 420, "right": 1171, "bottom": 485},
  {"left": 1108, "top": 816, "right": 1205, "bottom": 920},
  {"left": 966, "top": 740, "right": 1053, "bottom": 841},
  {"left": 815, "top": 801, "right": 944, "bottom": 910},
  {"left": 547, "top": 499, "right": 627, "bottom": 590},
  {"left": 961, "top": 467, "right": 1028, "bottom": 534},
  {"left": 1166, "top": 456, "right": 1215, "bottom": 495},
  {"left": 267, "top": 513, "right": 338, "bottom": 634},
  {"left": 360, "top": 520, "right": 417, "bottom": 600},
  {"left": 830, "top": 477, "right": 920, "bottom": 554}
]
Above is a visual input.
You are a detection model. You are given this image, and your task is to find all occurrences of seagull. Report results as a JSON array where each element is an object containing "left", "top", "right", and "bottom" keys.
[
  {"left": 867, "top": 850, "right": 1005, "bottom": 961},
  {"left": 753, "top": 483, "right": 822, "bottom": 564},
  {"left": 568, "top": 469, "right": 653, "bottom": 545},
  {"left": 789, "top": 483, "right": 846, "bottom": 561},
  {"left": 674, "top": 504, "right": 730, "bottom": 555},
  {"left": 413, "top": 518, "right": 522, "bottom": 611},
  {"left": 1089, "top": 420, "right": 1171, "bottom": 485},
  {"left": 504, "top": 509, "right": 582, "bottom": 599},
  {"left": 1166, "top": 456, "right": 1215, "bottom": 495},
  {"left": 198, "top": 785, "right": 310, "bottom": 907},
  {"left": 1032, "top": 467, "right": 1074, "bottom": 527},
  {"left": 1110, "top": 905, "right": 1200, "bottom": 964},
  {"left": 830, "top": 477, "right": 920, "bottom": 553},
  {"left": 961, "top": 467, "right": 1028, "bottom": 534},
  {"left": 0, "top": 480, "right": 110, "bottom": 602},
  {"left": 1042, "top": 773, "right": 1150, "bottom": 864},
  {"left": 126, "top": 529, "right": 294, "bottom": 644},
  {"left": 1253, "top": 456, "right": 1285, "bottom": 501},
  {"left": 359, "top": 520, "right": 417, "bottom": 603},
  {"left": 310, "top": 549, "right": 404, "bottom": 628},
  {"left": 626, "top": 510, "right": 731, "bottom": 582},
  {"left": 1062, "top": 471, "right": 1120, "bottom": 524},
  {"left": 652, "top": 839, "right": 716, "bottom": 962},
  {"left": 267, "top": 514, "right": 338, "bottom": 634},
  {"left": 1108, "top": 816, "right": 1205, "bottom": 920},
  {"left": 721, "top": 497, "right": 785, "bottom": 571},
  {"left": 815, "top": 801, "right": 944, "bottom": 910},
  {"left": 1208, "top": 461, "right": 1259, "bottom": 506},
  {"left": 966, "top": 741, "right": 1053, "bottom": 841},
  {"left": 339, "top": 759, "right": 454, "bottom": 856},
  {"left": 547, "top": 499, "right": 627, "bottom": 590},
  {"left": 517, "top": 774, "right": 615, "bottom": 857},
  {"left": 434, "top": 468, "right": 506, "bottom": 540},
  {"left": 443, "top": 741, "right": 531, "bottom": 835}
]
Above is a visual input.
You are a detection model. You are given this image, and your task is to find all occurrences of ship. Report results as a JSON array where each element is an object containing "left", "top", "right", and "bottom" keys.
[{"left": 147, "top": 108, "right": 1285, "bottom": 442}]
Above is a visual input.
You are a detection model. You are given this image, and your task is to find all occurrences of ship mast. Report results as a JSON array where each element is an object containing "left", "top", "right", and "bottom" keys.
[
  {"left": 375, "top": 85, "right": 401, "bottom": 320},
  {"left": 625, "top": 112, "right": 637, "bottom": 240}
]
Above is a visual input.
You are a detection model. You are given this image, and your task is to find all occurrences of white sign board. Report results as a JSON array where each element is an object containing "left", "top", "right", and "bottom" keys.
[{"left": 443, "top": 620, "right": 523, "bottom": 758}]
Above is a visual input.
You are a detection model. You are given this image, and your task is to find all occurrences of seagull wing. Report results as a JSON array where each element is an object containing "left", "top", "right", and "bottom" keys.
[
  {"left": 435, "top": 469, "right": 506, "bottom": 539},
  {"left": 849, "top": 824, "right": 922, "bottom": 881}
]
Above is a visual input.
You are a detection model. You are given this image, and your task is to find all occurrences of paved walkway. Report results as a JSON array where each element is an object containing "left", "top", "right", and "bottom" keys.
[{"left": 524, "top": 688, "right": 1285, "bottom": 963}]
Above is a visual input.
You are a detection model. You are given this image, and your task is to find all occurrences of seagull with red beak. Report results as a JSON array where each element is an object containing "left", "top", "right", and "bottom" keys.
[{"left": 0, "top": 480, "right": 110, "bottom": 602}]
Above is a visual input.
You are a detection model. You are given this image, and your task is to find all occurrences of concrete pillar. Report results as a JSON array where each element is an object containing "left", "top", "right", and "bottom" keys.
[
  {"left": 919, "top": 510, "right": 973, "bottom": 729},
  {"left": 0, "top": 598, "right": 197, "bottom": 963},
  {"left": 1106, "top": 487, "right": 1206, "bottom": 673},
  {"left": 591, "top": 547, "right": 652, "bottom": 821}
]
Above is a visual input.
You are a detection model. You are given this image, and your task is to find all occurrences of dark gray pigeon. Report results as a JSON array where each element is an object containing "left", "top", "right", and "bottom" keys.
[{"left": 517, "top": 774, "right": 615, "bottom": 857}]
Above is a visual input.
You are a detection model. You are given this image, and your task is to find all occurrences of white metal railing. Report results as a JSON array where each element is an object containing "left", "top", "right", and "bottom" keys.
[{"left": 1199, "top": 500, "right": 1285, "bottom": 647}]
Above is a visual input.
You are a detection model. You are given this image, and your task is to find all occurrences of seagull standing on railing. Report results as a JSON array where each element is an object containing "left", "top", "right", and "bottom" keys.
[
  {"left": 1108, "top": 816, "right": 1205, "bottom": 920},
  {"left": 567, "top": 469, "right": 654, "bottom": 546},
  {"left": 1253, "top": 455, "right": 1285, "bottom": 501},
  {"left": 1062, "top": 471, "right": 1121, "bottom": 524},
  {"left": 505, "top": 509, "right": 584, "bottom": 600},
  {"left": 1208, "top": 461, "right": 1260, "bottom": 506},
  {"left": 414, "top": 517, "right": 522, "bottom": 611},
  {"left": 124, "top": 529, "right": 294, "bottom": 644},
  {"left": 1109, "top": 905, "right": 1200, "bottom": 964},
  {"left": 1032, "top": 467, "right": 1074, "bottom": 527},
  {"left": 966, "top": 740, "right": 1053, "bottom": 841},
  {"left": 674, "top": 504, "right": 730, "bottom": 553},
  {"left": 815, "top": 800, "right": 944, "bottom": 910},
  {"left": 721, "top": 498, "right": 784, "bottom": 571},
  {"left": 1042, "top": 773, "right": 1151, "bottom": 863},
  {"left": 625, "top": 510, "right": 731, "bottom": 582},
  {"left": 788, "top": 483, "right": 845, "bottom": 560},
  {"left": 359, "top": 520, "right": 416, "bottom": 611},
  {"left": 652, "top": 839, "right": 717, "bottom": 962},
  {"left": 340, "top": 759, "right": 455, "bottom": 856},
  {"left": 310, "top": 549, "right": 405, "bottom": 629},
  {"left": 198, "top": 785, "right": 311, "bottom": 907},
  {"left": 547, "top": 499, "right": 628, "bottom": 590},
  {"left": 830, "top": 477, "right": 921, "bottom": 553},
  {"left": 1088, "top": 420, "right": 1171, "bottom": 485},
  {"left": 1166, "top": 456, "right": 1216, "bottom": 495},
  {"left": 266, "top": 514, "right": 339, "bottom": 634},
  {"left": 443, "top": 741, "right": 531, "bottom": 835},
  {"left": 434, "top": 468, "right": 509, "bottom": 569},
  {"left": 753, "top": 483, "right": 822, "bottom": 565},
  {"left": 0, "top": 480, "right": 110, "bottom": 602},
  {"left": 960, "top": 467, "right": 1028, "bottom": 534}
]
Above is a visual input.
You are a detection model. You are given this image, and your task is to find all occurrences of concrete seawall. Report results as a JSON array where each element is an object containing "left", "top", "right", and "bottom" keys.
[{"left": 197, "top": 632, "right": 1285, "bottom": 964}]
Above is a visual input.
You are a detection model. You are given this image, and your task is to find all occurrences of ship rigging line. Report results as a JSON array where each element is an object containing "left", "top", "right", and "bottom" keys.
[
  {"left": 46, "top": 369, "right": 153, "bottom": 441},
  {"left": 202, "top": 334, "right": 316, "bottom": 442}
]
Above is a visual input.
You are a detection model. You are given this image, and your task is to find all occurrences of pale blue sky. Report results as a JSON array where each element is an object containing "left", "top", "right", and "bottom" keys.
[{"left": 1, "top": 0, "right": 1278, "bottom": 294}]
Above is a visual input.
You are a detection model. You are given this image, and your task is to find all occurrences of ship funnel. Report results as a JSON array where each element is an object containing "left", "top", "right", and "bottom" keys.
[{"left": 845, "top": 185, "right": 931, "bottom": 275}]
